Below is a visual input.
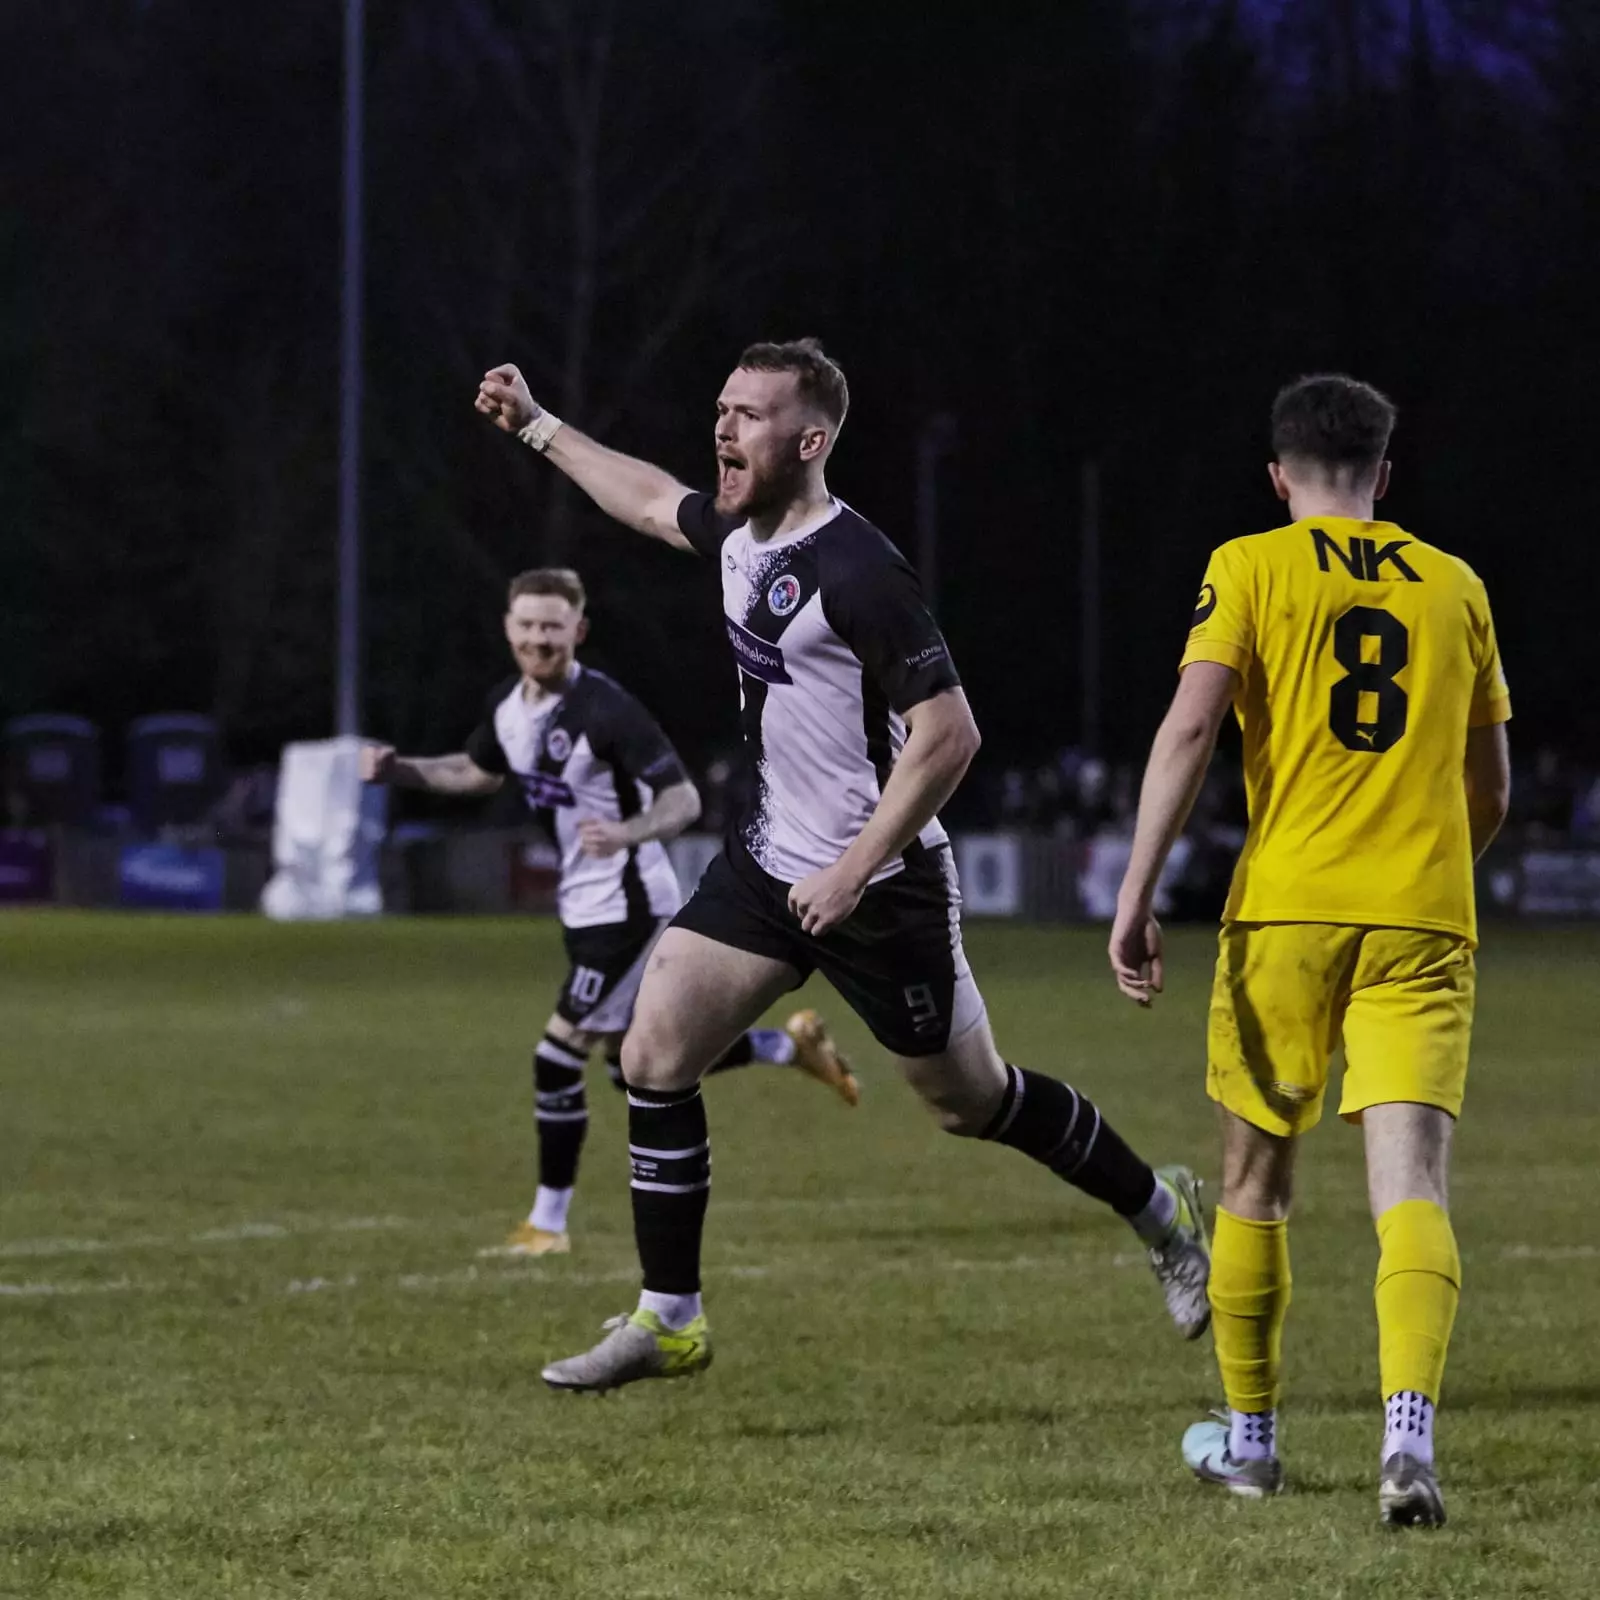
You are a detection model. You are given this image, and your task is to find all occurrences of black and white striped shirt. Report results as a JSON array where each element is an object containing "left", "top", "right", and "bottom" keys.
[
  {"left": 466, "top": 665, "right": 686, "bottom": 929},
  {"left": 678, "top": 493, "right": 962, "bottom": 885}
]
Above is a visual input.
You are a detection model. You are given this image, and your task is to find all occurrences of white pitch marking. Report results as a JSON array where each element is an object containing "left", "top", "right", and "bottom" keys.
[
  {"left": 0, "top": 1277, "right": 144, "bottom": 1297},
  {"left": 0, "top": 1215, "right": 414, "bottom": 1260},
  {"left": 0, "top": 1237, "right": 116, "bottom": 1259},
  {"left": 0, "top": 1202, "right": 955, "bottom": 1261},
  {"left": 0, "top": 1234, "right": 173, "bottom": 1259},
  {"left": 1499, "top": 1243, "right": 1600, "bottom": 1261},
  {"left": 14, "top": 1235, "right": 1589, "bottom": 1306},
  {"left": 192, "top": 1223, "right": 290, "bottom": 1243},
  {"left": 715, "top": 1194, "right": 933, "bottom": 1213}
]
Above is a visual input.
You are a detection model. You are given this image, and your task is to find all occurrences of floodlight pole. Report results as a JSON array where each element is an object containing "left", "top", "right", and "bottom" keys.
[{"left": 335, "top": 0, "right": 365, "bottom": 738}]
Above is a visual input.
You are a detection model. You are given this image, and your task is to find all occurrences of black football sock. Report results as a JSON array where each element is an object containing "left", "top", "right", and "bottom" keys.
[
  {"left": 981, "top": 1064, "right": 1158, "bottom": 1216},
  {"left": 705, "top": 1033, "right": 756, "bottom": 1074},
  {"left": 534, "top": 1031, "right": 589, "bottom": 1196},
  {"left": 604, "top": 1044, "right": 626, "bottom": 1091},
  {"left": 627, "top": 1083, "right": 711, "bottom": 1294}
]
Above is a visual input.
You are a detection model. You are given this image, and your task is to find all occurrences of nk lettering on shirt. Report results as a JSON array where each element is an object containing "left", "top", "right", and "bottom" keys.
[{"left": 1179, "top": 519, "right": 1510, "bottom": 945}]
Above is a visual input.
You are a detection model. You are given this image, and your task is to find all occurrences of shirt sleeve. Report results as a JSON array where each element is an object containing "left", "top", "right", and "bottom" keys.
[
  {"left": 463, "top": 683, "right": 513, "bottom": 775},
  {"left": 1179, "top": 542, "right": 1254, "bottom": 675},
  {"left": 464, "top": 720, "right": 509, "bottom": 775},
  {"left": 1467, "top": 580, "right": 1513, "bottom": 727},
  {"left": 676, "top": 491, "right": 740, "bottom": 558},
  {"left": 595, "top": 690, "right": 690, "bottom": 790},
  {"left": 823, "top": 546, "right": 962, "bottom": 713}
]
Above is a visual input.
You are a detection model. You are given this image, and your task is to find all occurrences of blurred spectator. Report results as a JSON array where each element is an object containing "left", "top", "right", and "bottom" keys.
[
  {"left": 1517, "top": 747, "right": 1577, "bottom": 841},
  {"left": 209, "top": 764, "right": 279, "bottom": 844},
  {"left": 1573, "top": 773, "right": 1600, "bottom": 844}
]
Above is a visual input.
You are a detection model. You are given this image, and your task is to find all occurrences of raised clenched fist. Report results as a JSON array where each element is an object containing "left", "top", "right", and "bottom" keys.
[{"left": 475, "top": 364, "right": 539, "bottom": 434}]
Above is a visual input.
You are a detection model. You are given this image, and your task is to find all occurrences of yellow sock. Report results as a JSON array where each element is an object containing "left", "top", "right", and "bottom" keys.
[
  {"left": 1209, "top": 1208, "right": 1291, "bottom": 1415},
  {"left": 1375, "top": 1199, "right": 1460, "bottom": 1402}
]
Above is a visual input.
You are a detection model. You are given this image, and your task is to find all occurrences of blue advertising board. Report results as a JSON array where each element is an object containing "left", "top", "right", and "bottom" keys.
[
  {"left": 0, "top": 833, "right": 52, "bottom": 903},
  {"left": 119, "top": 844, "right": 225, "bottom": 911}
]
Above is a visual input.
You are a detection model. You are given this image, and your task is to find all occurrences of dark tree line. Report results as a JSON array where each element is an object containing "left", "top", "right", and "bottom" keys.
[{"left": 3, "top": 0, "right": 1595, "bottom": 785}]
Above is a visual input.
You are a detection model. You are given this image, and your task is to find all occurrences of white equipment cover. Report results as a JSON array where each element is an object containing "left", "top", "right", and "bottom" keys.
[{"left": 261, "top": 737, "right": 386, "bottom": 919}]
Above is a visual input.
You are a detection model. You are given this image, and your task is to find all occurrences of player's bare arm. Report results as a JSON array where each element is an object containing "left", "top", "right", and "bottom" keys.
[
  {"left": 577, "top": 779, "right": 703, "bottom": 859},
  {"left": 1464, "top": 722, "right": 1511, "bottom": 861},
  {"left": 1109, "top": 661, "right": 1238, "bottom": 1005},
  {"left": 361, "top": 744, "right": 503, "bottom": 797},
  {"left": 475, "top": 364, "right": 694, "bottom": 549},
  {"left": 788, "top": 687, "right": 981, "bottom": 937}
]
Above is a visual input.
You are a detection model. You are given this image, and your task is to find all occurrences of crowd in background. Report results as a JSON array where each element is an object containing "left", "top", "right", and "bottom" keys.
[
  {"left": 12, "top": 743, "right": 1600, "bottom": 847},
  {"left": 973, "top": 746, "right": 1600, "bottom": 847},
  {"left": 10, "top": 740, "right": 1600, "bottom": 926}
]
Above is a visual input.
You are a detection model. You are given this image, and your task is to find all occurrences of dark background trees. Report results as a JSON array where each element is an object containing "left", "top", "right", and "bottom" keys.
[{"left": 2, "top": 0, "right": 1592, "bottom": 786}]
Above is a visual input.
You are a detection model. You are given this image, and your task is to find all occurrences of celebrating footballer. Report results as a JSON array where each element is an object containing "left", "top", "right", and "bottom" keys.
[{"left": 476, "top": 339, "right": 1213, "bottom": 1394}]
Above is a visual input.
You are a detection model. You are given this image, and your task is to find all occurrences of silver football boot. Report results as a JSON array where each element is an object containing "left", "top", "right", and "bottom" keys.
[
  {"left": 542, "top": 1309, "right": 712, "bottom": 1394},
  {"left": 1148, "top": 1164, "right": 1212, "bottom": 1339},
  {"left": 1380, "top": 1452, "right": 1447, "bottom": 1527}
]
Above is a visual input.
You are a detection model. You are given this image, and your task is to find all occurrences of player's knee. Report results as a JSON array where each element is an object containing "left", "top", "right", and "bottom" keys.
[
  {"left": 900, "top": 1059, "right": 996, "bottom": 1138},
  {"left": 617, "top": 1022, "right": 696, "bottom": 1093},
  {"left": 544, "top": 1013, "right": 585, "bottom": 1048},
  {"left": 932, "top": 1101, "right": 989, "bottom": 1137},
  {"left": 616, "top": 1028, "right": 664, "bottom": 1090},
  {"left": 1220, "top": 1167, "right": 1293, "bottom": 1221}
]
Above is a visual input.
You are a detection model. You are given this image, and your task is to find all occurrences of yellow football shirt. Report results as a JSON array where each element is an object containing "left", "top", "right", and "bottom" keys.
[{"left": 1181, "top": 516, "right": 1511, "bottom": 944}]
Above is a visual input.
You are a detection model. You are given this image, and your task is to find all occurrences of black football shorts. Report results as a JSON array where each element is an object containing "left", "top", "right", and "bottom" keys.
[
  {"left": 555, "top": 914, "right": 667, "bottom": 1033},
  {"left": 671, "top": 836, "right": 984, "bottom": 1057}
]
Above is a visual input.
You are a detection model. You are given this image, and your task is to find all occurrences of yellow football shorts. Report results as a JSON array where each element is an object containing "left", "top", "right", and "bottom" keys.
[{"left": 1207, "top": 922, "right": 1476, "bottom": 1137}]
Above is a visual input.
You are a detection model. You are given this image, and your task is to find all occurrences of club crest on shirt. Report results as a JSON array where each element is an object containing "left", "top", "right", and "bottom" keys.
[
  {"left": 545, "top": 727, "right": 573, "bottom": 763},
  {"left": 1191, "top": 583, "right": 1218, "bottom": 628},
  {"left": 767, "top": 574, "right": 802, "bottom": 617}
]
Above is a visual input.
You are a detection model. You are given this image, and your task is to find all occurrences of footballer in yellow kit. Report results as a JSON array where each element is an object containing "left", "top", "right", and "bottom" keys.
[
  {"left": 1185, "top": 511, "right": 1510, "bottom": 1135},
  {"left": 1110, "top": 373, "right": 1512, "bottom": 1526}
]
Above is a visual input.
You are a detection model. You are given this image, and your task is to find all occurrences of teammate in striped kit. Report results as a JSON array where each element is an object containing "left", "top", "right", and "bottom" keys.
[{"left": 361, "top": 567, "right": 858, "bottom": 1257}]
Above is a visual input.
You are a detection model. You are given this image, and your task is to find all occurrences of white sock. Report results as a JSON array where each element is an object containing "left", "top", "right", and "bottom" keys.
[
  {"left": 1229, "top": 1409, "right": 1277, "bottom": 1462},
  {"left": 529, "top": 1185, "right": 573, "bottom": 1235},
  {"left": 638, "top": 1289, "right": 703, "bottom": 1330},
  {"left": 1383, "top": 1390, "right": 1435, "bottom": 1466},
  {"left": 1128, "top": 1174, "right": 1180, "bottom": 1246},
  {"left": 747, "top": 1027, "right": 796, "bottom": 1065}
]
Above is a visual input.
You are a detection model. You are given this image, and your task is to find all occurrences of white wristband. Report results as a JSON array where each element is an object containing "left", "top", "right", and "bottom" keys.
[{"left": 517, "top": 411, "right": 564, "bottom": 453}]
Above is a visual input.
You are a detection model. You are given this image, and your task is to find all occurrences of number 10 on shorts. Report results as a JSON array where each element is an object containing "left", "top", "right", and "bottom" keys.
[{"left": 569, "top": 966, "right": 606, "bottom": 1008}]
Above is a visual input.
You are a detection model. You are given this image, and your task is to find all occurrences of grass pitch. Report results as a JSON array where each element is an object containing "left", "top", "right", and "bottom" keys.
[{"left": 2, "top": 912, "right": 1597, "bottom": 1598}]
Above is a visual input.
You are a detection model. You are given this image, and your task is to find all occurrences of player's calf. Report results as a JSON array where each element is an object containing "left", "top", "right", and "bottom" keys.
[
  {"left": 974, "top": 1062, "right": 1211, "bottom": 1336},
  {"left": 897, "top": 1044, "right": 1006, "bottom": 1135},
  {"left": 904, "top": 1024, "right": 1211, "bottom": 1336}
]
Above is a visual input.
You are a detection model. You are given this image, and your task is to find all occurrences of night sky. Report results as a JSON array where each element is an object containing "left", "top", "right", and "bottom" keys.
[{"left": 3, "top": 0, "right": 1594, "bottom": 792}]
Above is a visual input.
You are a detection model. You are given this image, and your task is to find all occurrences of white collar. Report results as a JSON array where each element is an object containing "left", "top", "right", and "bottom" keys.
[
  {"left": 740, "top": 496, "right": 842, "bottom": 552},
  {"left": 520, "top": 661, "right": 581, "bottom": 712}
]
